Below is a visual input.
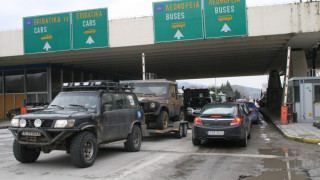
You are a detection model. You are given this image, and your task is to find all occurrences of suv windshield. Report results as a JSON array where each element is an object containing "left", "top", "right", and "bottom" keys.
[
  {"left": 49, "top": 92, "right": 98, "bottom": 111},
  {"left": 133, "top": 83, "right": 168, "bottom": 97}
]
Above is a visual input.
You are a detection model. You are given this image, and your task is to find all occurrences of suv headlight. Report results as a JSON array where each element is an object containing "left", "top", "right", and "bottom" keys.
[
  {"left": 150, "top": 102, "right": 156, "bottom": 109},
  {"left": 54, "top": 119, "right": 75, "bottom": 128},
  {"left": 11, "top": 119, "right": 19, "bottom": 127},
  {"left": 19, "top": 119, "right": 27, "bottom": 127},
  {"left": 187, "top": 107, "right": 193, "bottom": 111},
  {"left": 34, "top": 119, "right": 42, "bottom": 127}
]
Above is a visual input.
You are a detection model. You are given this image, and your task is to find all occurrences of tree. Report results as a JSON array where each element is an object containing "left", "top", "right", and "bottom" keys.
[
  {"left": 234, "top": 89, "right": 241, "bottom": 100},
  {"left": 218, "top": 81, "right": 242, "bottom": 101},
  {"left": 219, "top": 81, "right": 234, "bottom": 99}
]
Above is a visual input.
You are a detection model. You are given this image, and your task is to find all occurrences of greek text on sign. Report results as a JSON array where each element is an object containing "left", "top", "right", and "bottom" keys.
[
  {"left": 23, "top": 13, "right": 71, "bottom": 54},
  {"left": 204, "top": 0, "right": 247, "bottom": 38},
  {"left": 72, "top": 8, "right": 109, "bottom": 50},
  {"left": 153, "top": 0, "right": 204, "bottom": 43}
]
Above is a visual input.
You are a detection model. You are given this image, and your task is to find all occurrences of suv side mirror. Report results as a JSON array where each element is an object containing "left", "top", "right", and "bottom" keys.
[
  {"left": 44, "top": 105, "right": 48, "bottom": 109},
  {"left": 103, "top": 104, "right": 113, "bottom": 112}
]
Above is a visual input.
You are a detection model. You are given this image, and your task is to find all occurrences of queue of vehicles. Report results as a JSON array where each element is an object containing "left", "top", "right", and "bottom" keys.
[{"left": 8, "top": 79, "right": 260, "bottom": 168}]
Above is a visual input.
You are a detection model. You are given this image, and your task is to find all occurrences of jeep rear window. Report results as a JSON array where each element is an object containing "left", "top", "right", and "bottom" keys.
[{"left": 133, "top": 83, "right": 168, "bottom": 97}]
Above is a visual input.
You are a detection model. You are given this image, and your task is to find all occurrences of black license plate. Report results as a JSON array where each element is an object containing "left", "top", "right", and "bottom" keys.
[{"left": 21, "top": 131, "right": 41, "bottom": 136}]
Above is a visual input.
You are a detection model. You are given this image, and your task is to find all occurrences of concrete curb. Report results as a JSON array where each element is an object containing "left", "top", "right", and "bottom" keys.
[
  {"left": 284, "top": 133, "right": 320, "bottom": 144},
  {"left": 260, "top": 110, "right": 320, "bottom": 144}
]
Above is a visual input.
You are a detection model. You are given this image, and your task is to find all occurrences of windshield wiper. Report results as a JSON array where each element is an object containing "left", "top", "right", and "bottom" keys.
[
  {"left": 69, "top": 104, "right": 88, "bottom": 111},
  {"left": 50, "top": 104, "right": 64, "bottom": 109}
]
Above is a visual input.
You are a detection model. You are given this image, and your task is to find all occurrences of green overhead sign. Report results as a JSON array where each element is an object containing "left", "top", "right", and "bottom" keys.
[
  {"left": 204, "top": 0, "right": 247, "bottom": 38},
  {"left": 23, "top": 8, "right": 108, "bottom": 54},
  {"left": 153, "top": 0, "right": 203, "bottom": 43},
  {"left": 23, "top": 13, "right": 71, "bottom": 54},
  {"left": 72, "top": 8, "right": 108, "bottom": 50}
]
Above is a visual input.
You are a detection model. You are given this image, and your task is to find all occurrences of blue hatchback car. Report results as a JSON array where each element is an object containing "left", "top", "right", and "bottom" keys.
[{"left": 245, "top": 102, "right": 259, "bottom": 124}]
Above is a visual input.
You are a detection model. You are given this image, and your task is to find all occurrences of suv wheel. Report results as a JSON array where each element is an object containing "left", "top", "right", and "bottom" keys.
[
  {"left": 157, "top": 111, "right": 169, "bottom": 130},
  {"left": 182, "top": 123, "right": 188, "bottom": 137},
  {"left": 124, "top": 125, "right": 142, "bottom": 152},
  {"left": 192, "top": 137, "right": 201, "bottom": 146},
  {"left": 70, "top": 131, "right": 98, "bottom": 168},
  {"left": 239, "top": 130, "right": 248, "bottom": 147},
  {"left": 175, "top": 111, "right": 185, "bottom": 121},
  {"left": 175, "top": 124, "right": 183, "bottom": 139},
  {"left": 13, "top": 140, "right": 40, "bottom": 163}
]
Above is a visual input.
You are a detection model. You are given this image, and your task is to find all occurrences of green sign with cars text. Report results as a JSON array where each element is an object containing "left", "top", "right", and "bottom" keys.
[
  {"left": 72, "top": 8, "right": 108, "bottom": 50},
  {"left": 204, "top": 0, "right": 247, "bottom": 38},
  {"left": 153, "top": 0, "right": 203, "bottom": 43},
  {"left": 23, "top": 13, "right": 71, "bottom": 54}
]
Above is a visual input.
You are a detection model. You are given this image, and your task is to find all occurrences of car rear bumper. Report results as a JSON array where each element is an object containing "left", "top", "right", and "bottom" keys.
[
  {"left": 250, "top": 113, "right": 258, "bottom": 122},
  {"left": 192, "top": 124, "right": 246, "bottom": 141}
]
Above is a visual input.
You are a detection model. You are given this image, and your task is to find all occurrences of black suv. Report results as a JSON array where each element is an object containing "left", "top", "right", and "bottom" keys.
[{"left": 9, "top": 81, "right": 145, "bottom": 168}]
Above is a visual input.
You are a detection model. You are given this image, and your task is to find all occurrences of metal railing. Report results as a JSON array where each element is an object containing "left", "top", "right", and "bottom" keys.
[{"left": 307, "top": 69, "right": 320, "bottom": 77}]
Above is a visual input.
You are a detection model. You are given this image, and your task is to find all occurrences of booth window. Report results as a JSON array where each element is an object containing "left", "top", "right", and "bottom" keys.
[
  {"left": 294, "top": 86, "right": 300, "bottom": 102},
  {"left": 26, "top": 69, "right": 47, "bottom": 92},
  {"left": 51, "top": 68, "right": 61, "bottom": 100},
  {"left": 38, "top": 94, "right": 48, "bottom": 103},
  {"left": 315, "top": 85, "right": 320, "bottom": 102},
  {"left": 83, "top": 72, "right": 91, "bottom": 81},
  {"left": 4, "top": 70, "right": 24, "bottom": 93},
  {"left": 74, "top": 71, "right": 82, "bottom": 82},
  {"left": 92, "top": 73, "right": 99, "bottom": 80},
  {"left": 63, "top": 69, "right": 72, "bottom": 82},
  {"left": 27, "top": 94, "right": 36, "bottom": 103}
]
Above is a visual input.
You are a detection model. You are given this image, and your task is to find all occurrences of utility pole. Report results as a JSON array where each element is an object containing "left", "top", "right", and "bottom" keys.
[{"left": 142, "top": 53, "right": 145, "bottom": 80}]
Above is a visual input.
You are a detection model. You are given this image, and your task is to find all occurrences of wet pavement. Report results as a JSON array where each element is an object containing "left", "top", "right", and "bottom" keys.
[
  {"left": 0, "top": 113, "right": 319, "bottom": 179},
  {"left": 242, "top": 148, "right": 308, "bottom": 180}
]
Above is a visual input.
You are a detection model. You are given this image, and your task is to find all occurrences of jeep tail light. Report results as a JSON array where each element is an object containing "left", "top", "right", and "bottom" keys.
[
  {"left": 230, "top": 118, "right": 242, "bottom": 125},
  {"left": 194, "top": 117, "right": 203, "bottom": 125}
]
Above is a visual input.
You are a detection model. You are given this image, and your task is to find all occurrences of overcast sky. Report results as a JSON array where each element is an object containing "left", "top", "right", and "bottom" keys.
[
  {"left": 0, "top": 0, "right": 307, "bottom": 31},
  {"left": 0, "top": 0, "right": 309, "bottom": 89}
]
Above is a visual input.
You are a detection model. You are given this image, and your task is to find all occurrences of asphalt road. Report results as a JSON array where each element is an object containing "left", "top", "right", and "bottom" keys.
[{"left": 0, "top": 116, "right": 319, "bottom": 180}]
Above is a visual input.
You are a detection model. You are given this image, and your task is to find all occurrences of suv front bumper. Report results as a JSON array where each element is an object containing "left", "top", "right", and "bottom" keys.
[{"left": 9, "top": 127, "right": 79, "bottom": 146}]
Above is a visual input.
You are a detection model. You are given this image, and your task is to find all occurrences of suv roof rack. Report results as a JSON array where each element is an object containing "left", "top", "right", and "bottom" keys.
[
  {"left": 62, "top": 80, "right": 134, "bottom": 92},
  {"left": 120, "top": 79, "right": 170, "bottom": 84}
]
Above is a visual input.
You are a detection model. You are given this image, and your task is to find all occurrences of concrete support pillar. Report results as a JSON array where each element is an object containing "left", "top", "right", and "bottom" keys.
[
  {"left": 290, "top": 51, "right": 308, "bottom": 78},
  {"left": 267, "top": 70, "right": 283, "bottom": 110}
]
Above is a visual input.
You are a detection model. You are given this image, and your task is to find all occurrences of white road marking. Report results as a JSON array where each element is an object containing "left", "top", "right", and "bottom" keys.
[
  {"left": 140, "top": 150, "right": 281, "bottom": 159},
  {"left": 114, "top": 154, "right": 165, "bottom": 178},
  {"left": 0, "top": 152, "right": 13, "bottom": 155}
]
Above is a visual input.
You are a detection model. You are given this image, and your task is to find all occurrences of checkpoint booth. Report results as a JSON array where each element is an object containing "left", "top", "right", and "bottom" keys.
[{"left": 288, "top": 77, "right": 320, "bottom": 122}]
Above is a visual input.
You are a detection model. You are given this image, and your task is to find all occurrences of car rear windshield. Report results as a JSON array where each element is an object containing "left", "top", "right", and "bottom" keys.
[{"left": 201, "top": 104, "right": 237, "bottom": 117}]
